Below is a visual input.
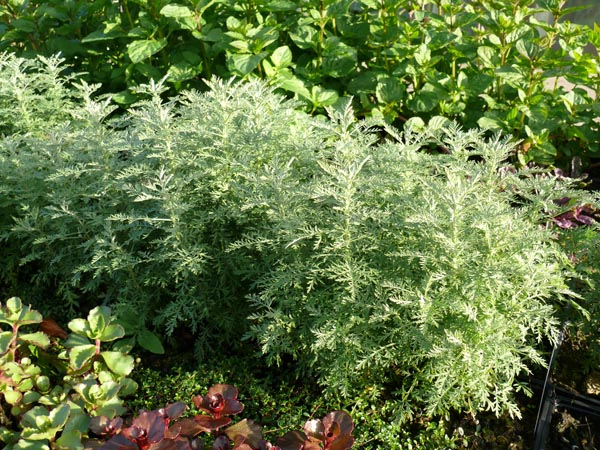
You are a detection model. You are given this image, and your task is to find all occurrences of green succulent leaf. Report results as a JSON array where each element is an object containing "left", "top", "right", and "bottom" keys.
[
  {"left": 0, "top": 331, "right": 12, "bottom": 354},
  {"left": 160, "top": 4, "right": 194, "bottom": 18},
  {"left": 54, "top": 430, "right": 83, "bottom": 450},
  {"left": 98, "top": 324, "right": 125, "bottom": 342},
  {"left": 67, "top": 319, "right": 90, "bottom": 337},
  {"left": 12, "top": 439, "right": 50, "bottom": 450},
  {"left": 101, "top": 351, "right": 134, "bottom": 377},
  {"left": 68, "top": 345, "right": 96, "bottom": 371},
  {"left": 87, "top": 306, "right": 111, "bottom": 337},
  {"left": 4, "top": 388, "right": 23, "bottom": 405},
  {"left": 19, "top": 332, "right": 50, "bottom": 349}
]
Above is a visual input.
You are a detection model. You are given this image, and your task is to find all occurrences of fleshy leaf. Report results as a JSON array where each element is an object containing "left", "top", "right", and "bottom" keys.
[
  {"left": 20, "top": 331, "right": 51, "bottom": 348},
  {"left": 101, "top": 351, "right": 134, "bottom": 377},
  {"left": 88, "top": 306, "right": 110, "bottom": 338},
  {"left": 68, "top": 318, "right": 90, "bottom": 337},
  {"left": 193, "top": 414, "right": 231, "bottom": 431},
  {"left": 137, "top": 328, "right": 164, "bottom": 354},
  {"left": 0, "top": 330, "right": 12, "bottom": 354},
  {"left": 69, "top": 344, "right": 96, "bottom": 370},
  {"left": 224, "top": 419, "right": 263, "bottom": 448},
  {"left": 98, "top": 324, "right": 125, "bottom": 342}
]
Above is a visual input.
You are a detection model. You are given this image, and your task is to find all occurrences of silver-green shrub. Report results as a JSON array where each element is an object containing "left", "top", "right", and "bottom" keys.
[
  {"left": 0, "top": 53, "right": 595, "bottom": 419},
  {"left": 241, "top": 108, "right": 589, "bottom": 419},
  {"left": 0, "top": 54, "right": 326, "bottom": 354}
]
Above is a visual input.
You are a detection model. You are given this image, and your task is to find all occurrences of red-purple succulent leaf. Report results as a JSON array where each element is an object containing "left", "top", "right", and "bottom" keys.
[
  {"left": 99, "top": 434, "right": 140, "bottom": 450},
  {"left": 159, "top": 402, "right": 187, "bottom": 422},
  {"left": 303, "top": 419, "right": 325, "bottom": 442},
  {"left": 151, "top": 438, "right": 193, "bottom": 450},
  {"left": 258, "top": 442, "right": 282, "bottom": 450},
  {"left": 322, "top": 412, "right": 353, "bottom": 438},
  {"left": 212, "top": 435, "right": 231, "bottom": 450},
  {"left": 189, "top": 437, "right": 204, "bottom": 450},
  {"left": 168, "top": 418, "right": 207, "bottom": 438},
  {"left": 327, "top": 435, "right": 354, "bottom": 450},
  {"left": 193, "top": 386, "right": 243, "bottom": 419},
  {"left": 224, "top": 419, "right": 263, "bottom": 448},
  {"left": 194, "top": 414, "right": 232, "bottom": 431},
  {"left": 276, "top": 431, "right": 307, "bottom": 450},
  {"left": 321, "top": 412, "right": 354, "bottom": 450},
  {"left": 90, "top": 416, "right": 124, "bottom": 437},
  {"left": 124, "top": 411, "right": 167, "bottom": 445},
  {"left": 232, "top": 435, "right": 254, "bottom": 450}
]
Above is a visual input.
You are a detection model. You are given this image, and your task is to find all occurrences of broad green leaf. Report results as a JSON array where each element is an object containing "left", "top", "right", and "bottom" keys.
[
  {"left": 428, "top": 116, "right": 452, "bottom": 130},
  {"left": 376, "top": 77, "right": 405, "bottom": 104},
  {"left": 137, "top": 328, "right": 164, "bottom": 354},
  {"left": 81, "top": 29, "right": 124, "bottom": 43},
  {"left": 118, "top": 378, "right": 139, "bottom": 397},
  {"left": 23, "top": 391, "right": 42, "bottom": 405},
  {"left": 63, "top": 333, "right": 91, "bottom": 348},
  {"left": 312, "top": 86, "right": 338, "bottom": 107},
  {"left": 0, "top": 330, "right": 12, "bottom": 353},
  {"left": 414, "top": 43, "right": 431, "bottom": 66},
  {"left": 477, "top": 115, "right": 504, "bottom": 131},
  {"left": 11, "top": 18, "right": 36, "bottom": 33},
  {"left": 13, "top": 439, "right": 50, "bottom": 450},
  {"left": 160, "top": 4, "right": 194, "bottom": 18},
  {"left": 101, "top": 351, "right": 134, "bottom": 377},
  {"left": 229, "top": 52, "right": 267, "bottom": 76},
  {"left": 271, "top": 45, "right": 292, "bottom": 68},
  {"left": 4, "top": 388, "right": 22, "bottom": 405},
  {"left": 88, "top": 306, "right": 111, "bottom": 337},
  {"left": 69, "top": 345, "right": 96, "bottom": 371},
  {"left": 322, "top": 38, "right": 357, "bottom": 77},
  {"left": 407, "top": 85, "right": 441, "bottom": 112},
  {"left": 127, "top": 38, "right": 168, "bottom": 64},
  {"left": 20, "top": 332, "right": 50, "bottom": 348},
  {"left": 495, "top": 66, "right": 525, "bottom": 85},
  {"left": 49, "top": 404, "right": 70, "bottom": 428},
  {"left": 54, "top": 430, "right": 83, "bottom": 450},
  {"left": 289, "top": 25, "right": 318, "bottom": 49},
  {"left": 167, "top": 62, "right": 202, "bottom": 82},
  {"left": 67, "top": 318, "right": 89, "bottom": 337},
  {"left": 516, "top": 39, "right": 538, "bottom": 60},
  {"left": 404, "top": 117, "right": 426, "bottom": 133},
  {"left": 275, "top": 75, "right": 311, "bottom": 99},
  {"left": 477, "top": 46, "right": 498, "bottom": 69},
  {"left": 528, "top": 141, "right": 557, "bottom": 165},
  {"left": 98, "top": 324, "right": 125, "bottom": 342}
]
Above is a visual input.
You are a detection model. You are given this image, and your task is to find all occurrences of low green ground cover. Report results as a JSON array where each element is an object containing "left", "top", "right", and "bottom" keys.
[{"left": 1, "top": 53, "right": 599, "bottom": 447}]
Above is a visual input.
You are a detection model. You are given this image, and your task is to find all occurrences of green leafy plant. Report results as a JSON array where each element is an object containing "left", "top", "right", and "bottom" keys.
[
  {"left": 2, "top": 0, "right": 599, "bottom": 167},
  {"left": 0, "top": 298, "right": 137, "bottom": 450}
]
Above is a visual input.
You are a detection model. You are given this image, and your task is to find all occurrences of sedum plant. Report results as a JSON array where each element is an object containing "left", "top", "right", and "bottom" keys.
[
  {"left": 0, "top": 297, "right": 137, "bottom": 450},
  {"left": 92, "top": 384, "right": 354, "bottom": 450}
]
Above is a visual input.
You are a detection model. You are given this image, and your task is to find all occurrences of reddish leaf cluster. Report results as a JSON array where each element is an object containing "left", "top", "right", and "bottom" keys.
[
  {"left": 87, "top": 384, "right": 354, "bottom": 450},
  {"left": 551, "top": 198, "right": 598, "bottom": 229}
]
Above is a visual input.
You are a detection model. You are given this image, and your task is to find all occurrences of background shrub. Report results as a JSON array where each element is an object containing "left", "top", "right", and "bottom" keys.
[{"left": 1, "top": 0, "right": 599, "bottom": 167}]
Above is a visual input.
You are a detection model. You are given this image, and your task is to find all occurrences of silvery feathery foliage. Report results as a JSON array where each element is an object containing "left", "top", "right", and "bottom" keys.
[
  {"left": 241, "top": 104, "right": 590, "bottom": 420},
  {"left": 1, "top": 53, "right": 596, "bottom": 417}
]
